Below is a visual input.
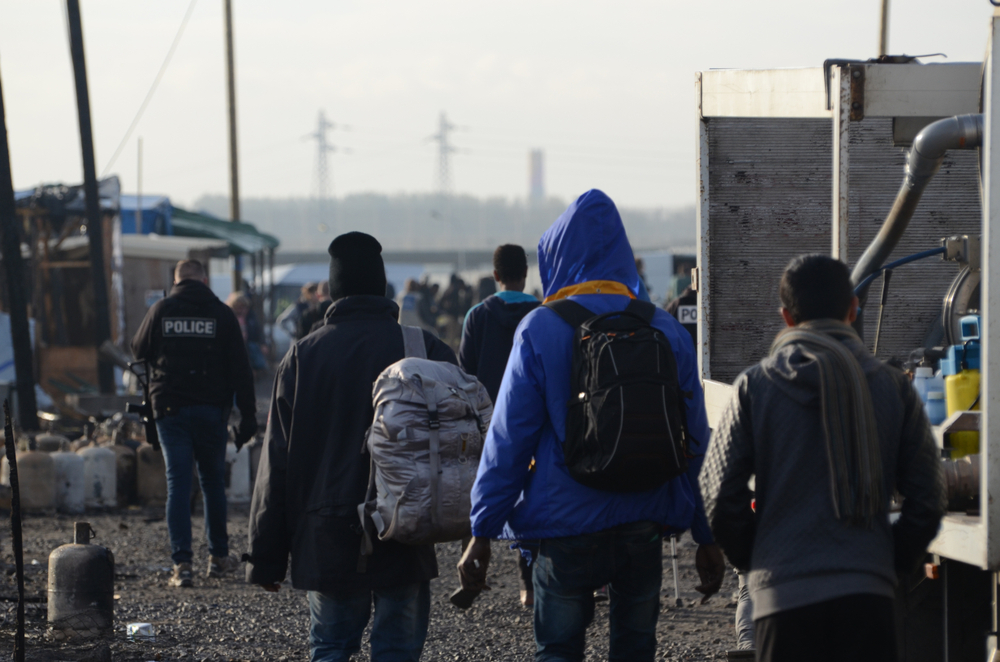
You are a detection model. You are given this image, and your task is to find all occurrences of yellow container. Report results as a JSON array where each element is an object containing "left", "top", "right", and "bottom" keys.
[{"left": 945, "top": 369, "right": 980, "bottom": 458}]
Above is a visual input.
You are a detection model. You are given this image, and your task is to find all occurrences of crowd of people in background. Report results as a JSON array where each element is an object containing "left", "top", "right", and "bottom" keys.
[{"left": 136, "top": 186, "right": 950, "bottom": 662}]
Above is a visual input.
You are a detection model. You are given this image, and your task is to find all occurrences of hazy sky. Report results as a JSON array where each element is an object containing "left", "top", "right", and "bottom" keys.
[{"left": 0, "top": 1, "right": 994, "bottom": 210}]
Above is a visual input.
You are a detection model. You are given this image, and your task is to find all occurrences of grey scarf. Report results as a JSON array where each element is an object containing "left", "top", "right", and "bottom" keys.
[{"left": 770, "top": 319, "right": 884, "bottom": 527}]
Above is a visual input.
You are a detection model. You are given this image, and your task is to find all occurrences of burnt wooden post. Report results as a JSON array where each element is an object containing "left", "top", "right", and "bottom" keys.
[
  {"left": 0, "top": 61, "right": 38, "bottom": 430},
  {"left": 66, "top": 0, "right": 115, "bottom": 394}
]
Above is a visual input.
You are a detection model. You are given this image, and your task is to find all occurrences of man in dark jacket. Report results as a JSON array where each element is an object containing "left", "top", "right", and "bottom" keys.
[
  {"left": 459, "top": 244, "right": 539, "bottom": 403},
  {"left": 699, "top": 254, "right": 946, "bottom": 662},
  {"left": 247, "top": 232, "right": 456, "bottom": 662},
  {"left": 458, "top": 244, "right": 539, "bottom": 607},
  {"left": 132, "top": 259, "right": 257, "bottom": 588}
]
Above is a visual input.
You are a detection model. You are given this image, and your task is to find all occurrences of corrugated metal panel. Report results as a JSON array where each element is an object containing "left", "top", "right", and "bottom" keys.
[
  {"left": 707, "top": 118, "right": 833, "bottom": 382},
  {"left": 847, "top": 118, "right": 981, "bottom": 361}
]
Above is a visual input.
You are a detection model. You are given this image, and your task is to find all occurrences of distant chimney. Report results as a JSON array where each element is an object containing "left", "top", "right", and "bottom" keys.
[{"left": 529, "top": 149, "right": 545, "bottom": 203}]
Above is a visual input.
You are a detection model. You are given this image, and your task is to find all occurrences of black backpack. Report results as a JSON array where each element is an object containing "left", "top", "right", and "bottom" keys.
[{"left": 545, "top": 298, "right": 689, "bottom": 492}]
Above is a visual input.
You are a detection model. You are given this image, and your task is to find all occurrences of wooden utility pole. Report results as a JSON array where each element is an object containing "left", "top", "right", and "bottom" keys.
[
  {"left": 878, "top": 0, "right": 890, "bottom": 57},
  {"left": 224, "top": 0, "right": 242, "bottom": 293},
  {"left": 0, "top": 64, "right": 39, "bottom": 430},
  {"left": 66, "top": 0, "right": 114, "bottom": 394}
]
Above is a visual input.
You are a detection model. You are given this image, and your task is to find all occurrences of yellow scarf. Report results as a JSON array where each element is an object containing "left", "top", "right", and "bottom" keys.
[{"left": 542, "top": 280, "right": 635, "bottom": 304}]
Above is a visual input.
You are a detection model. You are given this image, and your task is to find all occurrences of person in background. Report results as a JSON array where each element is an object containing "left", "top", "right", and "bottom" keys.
[
  {"left": 277, "top": 282, "right": 318, "bottom": 339},
  {"left": 247, "top": 232, "right": 456, "bottom": 662},
  {"left": 665, "top": 284, "right": 697, "bottom": 347},
  {"left": 700, "top": 254, "right": 946, "bottom": 662},
  {"left": 459, "top": 190, "right": 725, "bottom": 661},
  {"left": 458, "top": 243, "right": 540, "bottom": 607},
  {"left": 132, "top": 259, "right": 257, "bottom": 588},
  {"left": 298, "top": 281, "right": 333, "bottom": 338},
  {"left": 635, "top": 256, "right": 651, "bottom": 301},
  {"left": 398, "top": 278, "right": 434, "bottom": 332}
]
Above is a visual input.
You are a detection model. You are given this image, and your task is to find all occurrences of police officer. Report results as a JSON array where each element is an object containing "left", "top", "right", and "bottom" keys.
[
  {"left": 132, "top": 259, "right": 257, "bottom": 588},
  {"left": 665, "top": 284, "right": 697, "bottom": 346}
]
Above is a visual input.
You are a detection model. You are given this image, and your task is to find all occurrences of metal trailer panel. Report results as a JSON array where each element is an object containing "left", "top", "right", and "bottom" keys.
[
  {"left": 704, "top": 117, "right": 832, "bottom": 383},
  {"left": 848, "top": 117, "right": 982, "bottom": 362},
  {"left": 863, "top": 63, "right": 983, "bottom": 118},
  {"left": 700, "top": 68, "right": 831, "bottom": 119}
]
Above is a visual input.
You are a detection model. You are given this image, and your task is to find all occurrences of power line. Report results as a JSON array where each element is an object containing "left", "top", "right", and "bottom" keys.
[{"left": 100, "top": 0, "right": 198, "bottom": 177}]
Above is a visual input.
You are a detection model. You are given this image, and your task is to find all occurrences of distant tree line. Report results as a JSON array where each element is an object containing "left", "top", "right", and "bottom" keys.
[{"left": 193, "top": 193, "right": 695, "bottom": 253}]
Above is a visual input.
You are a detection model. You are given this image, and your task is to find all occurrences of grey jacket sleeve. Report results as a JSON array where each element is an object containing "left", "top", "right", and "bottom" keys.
[
  {"left": 245, "top": 347, "right": 295, "bottom": 585},
  {"left": 699, "top": 373, "right": 756, "bottom": 570},
  {"left": 891, "top": 371, "right": 947, "bottom": 575}
]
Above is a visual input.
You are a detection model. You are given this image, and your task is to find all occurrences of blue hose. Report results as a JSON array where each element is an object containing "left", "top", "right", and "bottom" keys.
[{"left": 854, "top": 247, "right": 947, "bottom": 295}]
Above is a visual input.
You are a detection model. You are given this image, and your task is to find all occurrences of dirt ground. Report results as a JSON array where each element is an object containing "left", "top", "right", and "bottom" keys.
[{"left": 0, "top": 505, "right": 739, "bottom": 661}]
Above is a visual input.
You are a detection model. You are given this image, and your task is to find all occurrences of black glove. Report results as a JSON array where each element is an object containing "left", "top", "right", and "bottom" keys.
[{"left": 232, "top": 417, "right": 258, "bottom": 452}]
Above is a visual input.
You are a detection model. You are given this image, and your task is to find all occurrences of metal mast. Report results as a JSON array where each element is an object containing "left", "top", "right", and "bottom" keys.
[
  {"left": 430, "top": 111, "right": 456, "bottom": 195},
  {"left": 307, "top": 110, "right": 337, "bottom": 200},
  {"left": 224, "top": 0, "right": 241, "bottom": 293}
]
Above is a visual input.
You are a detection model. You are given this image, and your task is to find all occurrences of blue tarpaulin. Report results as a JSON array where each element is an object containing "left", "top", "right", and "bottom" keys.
[{"left": 119, "top": 194, "right": 172, "bottom": 234}]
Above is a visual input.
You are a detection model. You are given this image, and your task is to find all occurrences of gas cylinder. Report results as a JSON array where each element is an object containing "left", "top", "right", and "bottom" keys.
[
  {"left": 47, "top": 522, "right": 114, "bottom": 640},
  {"left": 76, "top": 446, "right": 117, "bottom": 509},
  {"left": 50, "top": 451, "right": 85, "bottom": 515},
  {"left": 1, "top": 449, "right": 56, "bottom": 512},
  {"left": 225, "top": 442, "right": 251, "bottom": 503},
  {"left": 136, "top": 443, "right": 167, "bottom": 507},
  {"left": 35, "top": 434, "right": 69, "bottom": 453},
  {"left": 110, "top": 445, "right": 137, "bottom": 507}
]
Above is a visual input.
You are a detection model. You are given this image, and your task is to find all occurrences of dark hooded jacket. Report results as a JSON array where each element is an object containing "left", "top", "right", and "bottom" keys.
[
  {"left": 131, "top": 279, "right": 255, "bottom": 420},
  {"left": 246, "top": 295, "right": 456, "bottom": 591},
  {"left": 699, "top": 329, "right": 946, "bottom": 620},
  {"left": 458, "top": 293, "right": 540, "bottom": 403}
]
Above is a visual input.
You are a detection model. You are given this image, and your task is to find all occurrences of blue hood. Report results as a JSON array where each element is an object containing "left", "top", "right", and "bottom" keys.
[{"left": 538, "top": 189, "right": 640, "bottom": 298}]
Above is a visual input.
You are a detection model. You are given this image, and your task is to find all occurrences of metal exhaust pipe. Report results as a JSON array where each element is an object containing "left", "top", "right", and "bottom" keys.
[{"left": 851, "top": 114, "right": 983, "bottom": 304}]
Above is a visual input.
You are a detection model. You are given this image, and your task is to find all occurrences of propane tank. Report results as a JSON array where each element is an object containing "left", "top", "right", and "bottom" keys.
[
  {"left": 51, "top": 451, "right": 85, "bottom": 515},
  {"left": 76, "top": 446, "right": 117, "bottom": 509},
  {"left": 225, "top": 442, "right": 251, "bottom": 503},
  {"left": 136, "top": 443, "right": 167, "bottom": 507},
  {"left": 47, "top": 522, "right": 114, "bottom": 640},
  {"left": 36, "top": 434, "right": 69, "bottom": 453},
  {"left": 110, "top": 445, "right": 137, "bottom": 507},
  {"left": 1, "top": 448, "right": 56, "bottom": 513}
]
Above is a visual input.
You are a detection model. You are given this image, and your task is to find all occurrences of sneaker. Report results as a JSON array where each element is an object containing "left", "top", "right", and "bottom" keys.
[
  {"left": 169, "top": 563, "right": 193, "bottom": 588},
  {"left": 594, "top": 585, "right": 609, "bottom": 602},
  {"left": 206, "top": 554, "right": 239, "bottom": 578}
]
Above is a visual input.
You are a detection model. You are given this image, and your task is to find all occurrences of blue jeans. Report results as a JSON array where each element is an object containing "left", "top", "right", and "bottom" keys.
[
  {"left": 307, "top": 582, "right": 430, "bottom": 662},
  {"left": 156, "top": 404, "right": 229, "bottom": 565},
  {"left": 533, "top": 520, "right": 662, "bottom": 662}
]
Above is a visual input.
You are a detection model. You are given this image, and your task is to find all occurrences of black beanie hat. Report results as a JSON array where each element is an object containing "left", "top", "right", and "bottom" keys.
[{"left": 328, "top": 232, "right": 387, "bottom": 301}]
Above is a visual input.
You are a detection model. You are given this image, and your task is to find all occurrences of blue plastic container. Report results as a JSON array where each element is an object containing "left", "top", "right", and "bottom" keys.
[{"left": 926, "top": 391, "right": 947, "bottom": 426}]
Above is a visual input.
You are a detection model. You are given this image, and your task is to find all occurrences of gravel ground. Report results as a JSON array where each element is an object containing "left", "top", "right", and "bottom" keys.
[{"left": 0, "top": 506, "right": 739, "bottom": 661}]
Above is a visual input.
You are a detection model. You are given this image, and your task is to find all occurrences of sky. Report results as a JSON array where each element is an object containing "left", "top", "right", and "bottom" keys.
[{"left": 0, "top": 1, "right": 994, "bottom": 210}]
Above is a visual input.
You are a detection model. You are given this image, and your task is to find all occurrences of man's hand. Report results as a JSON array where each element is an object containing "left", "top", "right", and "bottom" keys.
[
  {"left": 233, "top": 417, "right": 258, "bottom": 452},
  {"left": 694, "top": 543, "right": 726, "bottom": 601},
  {"left": 457, "top": 537, "right": 492, "bottom": 592}
]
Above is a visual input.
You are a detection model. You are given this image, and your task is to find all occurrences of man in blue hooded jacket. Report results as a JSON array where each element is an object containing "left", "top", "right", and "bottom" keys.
[{"left": 458, "top": 190, "right": 725, "bottom": 661}]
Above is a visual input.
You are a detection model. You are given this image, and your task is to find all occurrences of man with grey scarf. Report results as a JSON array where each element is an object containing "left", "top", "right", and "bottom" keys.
[{"left": 700, "top": 254, "right": 946, "bottom": 662}]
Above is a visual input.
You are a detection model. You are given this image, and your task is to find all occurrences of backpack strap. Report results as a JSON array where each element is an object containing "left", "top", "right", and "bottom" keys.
[
  {"left": 545, "top": 298, "right": 656, "bottom": 328},
  {"left": 543, "top": 299, "right": 596, "bottom": 329},
  {"left": 624, "top": 299, "right": 656, "bottom": 324},
  {"left": 401, "top": 325, "right": 428, "bottom": 359},
  {"left": 420, "top": 380, "right": 442, "bottom": 527}
]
